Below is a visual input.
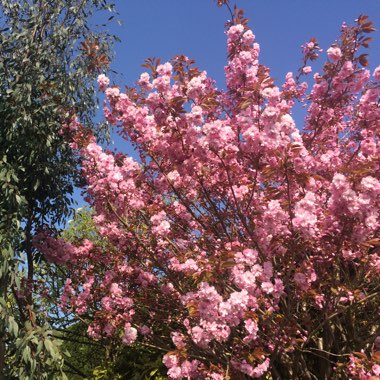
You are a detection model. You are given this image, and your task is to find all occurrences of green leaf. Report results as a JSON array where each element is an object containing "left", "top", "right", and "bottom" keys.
[{"left": 22, "top": 345, "right": 31, "bottom": 363}]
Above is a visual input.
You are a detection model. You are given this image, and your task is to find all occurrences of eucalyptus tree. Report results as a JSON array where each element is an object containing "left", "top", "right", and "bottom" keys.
[{"left": 0, "top": 1, "right": 115, "bottom": 377}]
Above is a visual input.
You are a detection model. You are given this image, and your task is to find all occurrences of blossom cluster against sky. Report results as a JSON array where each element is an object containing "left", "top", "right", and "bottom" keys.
[
  {"left": 78, "top": 0, "right": 379, "bottom": 207},
  {"left": 98, "top": 0, "right": 379, "bottom": 145},
  {"left": 109, "top": 1, "right": 380, "bottom": 88}
]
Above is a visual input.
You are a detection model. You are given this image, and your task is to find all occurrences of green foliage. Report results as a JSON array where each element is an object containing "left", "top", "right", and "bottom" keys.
[
  {"left": 61, "top": 207, "right": 105, "bottom": 246},
  {"left": 91, "top": 367, "right": 122, "bottom": 380},
  {"left": 112, "top": 344, "right": 168, "bottom": 380},
  {"left": 0, "top": 0, "right": 114, "bottom": 230},
  {"left": 11, "top": 322, "right": 68, "bottom": 380},
  {"left": 60, "top": 322, "right": 108, "bottom": 379},
  {"left": 0, "top": 0, "right": 116, "bottom": 377},
  {"left": 62, "top": 338, "right": 168, "bottom": 380}
]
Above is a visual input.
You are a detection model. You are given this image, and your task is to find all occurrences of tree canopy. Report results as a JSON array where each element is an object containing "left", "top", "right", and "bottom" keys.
[
  {"left": 0, "top": 0, "right": 115, "bottom": 378},
  {"left": 36, "top": 6, "right": 380, "bottom": 380}
]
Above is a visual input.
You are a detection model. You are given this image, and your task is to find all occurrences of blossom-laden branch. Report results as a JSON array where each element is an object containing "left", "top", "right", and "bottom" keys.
[{"left": 36, "top": 10, "right": 380, "bottom": 380}]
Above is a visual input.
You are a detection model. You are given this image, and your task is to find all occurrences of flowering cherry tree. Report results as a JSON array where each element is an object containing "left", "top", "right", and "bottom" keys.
[{"left": 35, "top": 10, "right": 380, "bottom": 379}]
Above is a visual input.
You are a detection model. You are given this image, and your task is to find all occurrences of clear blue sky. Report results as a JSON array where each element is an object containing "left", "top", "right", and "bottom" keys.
[{"left": 106, "top": 1, "right": 379, "bottom": 88}]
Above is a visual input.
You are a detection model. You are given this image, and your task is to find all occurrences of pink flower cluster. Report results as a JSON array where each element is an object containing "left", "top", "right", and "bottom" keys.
[{"left": 36, "top": 14, "right": 380, "bottom": 379}]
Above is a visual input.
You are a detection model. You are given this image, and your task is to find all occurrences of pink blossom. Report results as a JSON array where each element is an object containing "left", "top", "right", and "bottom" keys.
[
  {"left": 157, "top": 62, "right": 173, "bottom": 76},
  {"left": 373, "top": 364, "right": 380, "bottom": 376},
  {"left": 261, "top": 281, "right": 274, "bottom": 294},
  {"left": 97, "top": 74, "right": 110, "bottom": 91},
  {"left": 227, "top": 24, "right": 245, "bottom": 42},
  {"left": 302, "top": 41, "right": 315, "bottom": 53},
  {"left": 171, "top": 332, "right": 186, "bottom": 349},
  {"left": 190, "top": 326, "right": 206, "bottom": 346},
  {"left": 109, "top": 283, "right": 122, "bottom": 297},
  {"left": 122, "top": 323, "right": 137, "bottom": 345},
  {"left": 294, "top": 273, "right": 308, "bottom": 291},
  {"left": 138, "top": 72, "right": 152, "bottom": 90},
  {"left": 207, "top": 373, "right": 224, "bottom": 380},
  {"left": 163, "top": 354, "right": 178, "bottom": 368},
  {"left": 373, "top": 65, "right": 380, "bottom": 80},
  {"left": 139, "top": 325, "right": 151, "bottom": 335},
  {"left": 292, "top": 191, "right": 318, "bottom": 235},
  {"left": 37, "top": 15, "right": 380, "bottom": 379},
  {"left": 327, "top": 46, "right": 342, "bottom": 61},
  {"left": 231, "top": 358, "right": 270, "bottom": 378},
  {"left": 232, "top": 185, "right": 249, "bottom": 201},
  {"left": 303, "top": 66, "right": 312, "bottom": 74},
  {"left": 105, "top": 86, "right": 120, "bottom": 99}
]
